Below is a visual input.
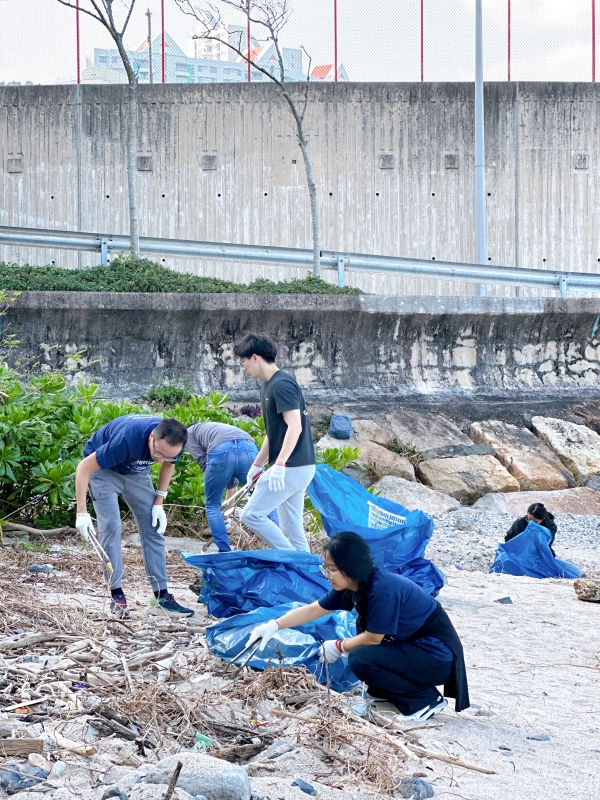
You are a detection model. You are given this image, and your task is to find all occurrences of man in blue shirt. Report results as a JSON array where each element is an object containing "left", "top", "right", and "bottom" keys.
[{"left": 75, "top": 414, "right": 194, "bottom": 618}]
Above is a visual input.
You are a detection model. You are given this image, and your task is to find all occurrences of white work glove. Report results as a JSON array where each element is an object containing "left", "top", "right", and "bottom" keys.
[
  {"left": 152, "top": 504, "right": 168, "bottom": 535},
  {"left": 319, "top": 640, "right": 344, "bottom": 664},
  {"left": 75, "top": 513, "right": 96, "bottom": 544},
  {"left": 246, "top": 463, "right": 264, "bottom": 486},
  {"left": 268, "top": 464, "right": 286, "bottom": 493},
  {"left": 246, "top": 619, "right": 279, "bottom": 652}
]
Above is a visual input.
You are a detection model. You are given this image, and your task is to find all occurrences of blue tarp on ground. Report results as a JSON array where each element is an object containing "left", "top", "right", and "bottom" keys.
[
  {"left": 205, "top": 602, "right": 360, "bottom": 693},
  {"left": 182, "top": 549, "right": 330, "bottom": 618},
  {"left": 307, "top": 464, "right": 445, "bottom": 596},
  {"left": 489, "top": 520, "right": 582, "bottom": 579}
]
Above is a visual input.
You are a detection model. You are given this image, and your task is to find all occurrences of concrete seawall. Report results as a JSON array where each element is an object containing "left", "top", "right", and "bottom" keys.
[
  {"left": 2, "top": 82, "right": 600, "bottom": 297},
  {"left": 5, "top": 292, "right": 600, "bottom": 402}
]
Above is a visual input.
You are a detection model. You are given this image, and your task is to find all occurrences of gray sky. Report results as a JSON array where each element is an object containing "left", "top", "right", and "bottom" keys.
[{"left": 0, "top": 0, "right": 596, "bottom": 84}]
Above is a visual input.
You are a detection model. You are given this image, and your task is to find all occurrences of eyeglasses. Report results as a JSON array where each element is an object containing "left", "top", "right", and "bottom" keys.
[
  {"left": 152, "top": 440, "right": 182, "bottom": 463},
  {"left": 319, "top": 563, "right": 340, "bottom": 577}
]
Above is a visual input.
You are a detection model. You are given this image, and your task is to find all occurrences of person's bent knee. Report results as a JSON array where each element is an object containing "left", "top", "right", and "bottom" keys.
[
  {"left": 240, "top": 505, "right": 265, "bottom": 528},
  {"left": 348, "top": 647, "right": 371, "bottom": 680}
]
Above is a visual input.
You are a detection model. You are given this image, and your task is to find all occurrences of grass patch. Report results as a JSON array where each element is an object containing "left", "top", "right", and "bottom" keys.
[
  {"left": 0, "top": 257, "right": 362, "bottom": 294},
  {"left": 387, "top": 439, "right": 424, "bottom": 467}
]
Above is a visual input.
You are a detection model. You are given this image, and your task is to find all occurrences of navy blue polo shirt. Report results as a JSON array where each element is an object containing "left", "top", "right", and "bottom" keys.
[
  {"left": 319, "top": 568, "right": 453, "bottom": 661},
  {"left": 83, "top": 414, "right": 178, "bottom": 475}
]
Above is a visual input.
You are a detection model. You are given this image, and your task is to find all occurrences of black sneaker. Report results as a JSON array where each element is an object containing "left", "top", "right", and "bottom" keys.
[
  {"left": 110, "top": 591, "right": 130, "bottom": 620},
  {"left": 149, "top": 593, "right": 195, "bottom": 618}
]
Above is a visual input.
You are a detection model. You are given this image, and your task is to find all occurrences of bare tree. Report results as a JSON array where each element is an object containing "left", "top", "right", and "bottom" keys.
[
  {"left": 56, "top": 0, "right": 141, "bottom": 258},
  {"left": 176, "top": 0, "right": 322, "bottom": 277}
]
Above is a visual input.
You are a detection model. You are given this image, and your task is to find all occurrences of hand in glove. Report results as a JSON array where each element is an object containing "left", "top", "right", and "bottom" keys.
[
  {"left": 246, "top": 463, "right": 264, "bottom": 486},
  {"left": 246, "top": 619, "right": 279, "bottom": 651},
  {"left": 268, "top": 464, "right": 286, "bottom": 493},
  {"left": 76, "top": 513, "right": 96, "bottom": 544},
  {"left": 152, "top": 504, "right": 168, "bottom": 535},
  {"left": 319, "top": 639, "right": 344, "bottom": 664}
]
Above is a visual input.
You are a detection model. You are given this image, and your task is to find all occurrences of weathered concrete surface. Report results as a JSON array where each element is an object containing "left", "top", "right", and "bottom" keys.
[
  {"left": 2, "top": 83, "right": 600, "bottom": 297},
  {"left": 5, "top": 292, "right": 600, "bottom": 401}
]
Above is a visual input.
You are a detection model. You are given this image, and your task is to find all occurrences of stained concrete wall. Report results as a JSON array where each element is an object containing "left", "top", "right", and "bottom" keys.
[
  {"left": 5, "top": 292, "right": 600, "bottom": 400},
  {"left": 1, "top": 82, "right": 600, "bottom": 297}
]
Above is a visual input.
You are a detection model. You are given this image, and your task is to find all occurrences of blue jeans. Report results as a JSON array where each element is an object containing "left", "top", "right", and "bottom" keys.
[{"left": 204, "top": 439, "right": 278, "bottom": 552}]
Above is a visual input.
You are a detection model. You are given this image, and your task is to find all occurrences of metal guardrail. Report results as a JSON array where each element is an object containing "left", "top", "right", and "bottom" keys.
[{"left": 1, "top": 224, "right": 599, "bottom": 297}]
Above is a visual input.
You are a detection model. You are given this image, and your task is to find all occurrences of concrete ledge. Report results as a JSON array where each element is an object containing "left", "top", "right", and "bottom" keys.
[{"left": 4, "top": 292, "right": 600, "bottom": 401}]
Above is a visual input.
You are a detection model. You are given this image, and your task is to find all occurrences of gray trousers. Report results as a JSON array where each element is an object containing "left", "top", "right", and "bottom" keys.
[
  {"left": 240, "top": 464, "right": 316, "bottom": 551},
  {"left": 89, "top": 469, "right": 167, "bottom": 593}
]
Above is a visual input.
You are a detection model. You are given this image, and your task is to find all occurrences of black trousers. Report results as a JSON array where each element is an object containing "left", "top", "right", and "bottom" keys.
[{"left": 348, "top": 641, "right": 454, "bottom": 715}]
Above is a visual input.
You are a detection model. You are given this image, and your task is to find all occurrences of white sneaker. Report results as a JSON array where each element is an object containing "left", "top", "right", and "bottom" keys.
[{"left": 395, "top": 696, "right": 448, "bottom": 722}]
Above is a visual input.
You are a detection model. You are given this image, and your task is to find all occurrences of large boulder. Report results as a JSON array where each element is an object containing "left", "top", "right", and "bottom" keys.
[
  {"left": 146, "top": 752, "right": 251, "bottom": 800},
  {"left": 315, "top": 434, "right": 415, "bottom": 481},
  {"left": 417, "top": 454, "right": 519, "bottom": 505},
  {"left": 373, "top": 408, "right": 471, "bottom": 454},
  {"left": 472, "top": 486, "right": 600, "bottom": 515},
  {"left": 572, "top": 399, "right": 600, "bottom": 433},
  {"left": 373, "top": 476, "right": 461, "bottom": 515},
  {"left": 531, "top": 416, "right": 600, "bottom": 483},
  {"left": 469, "top": 420, "right": 575, "bottom": 491}
]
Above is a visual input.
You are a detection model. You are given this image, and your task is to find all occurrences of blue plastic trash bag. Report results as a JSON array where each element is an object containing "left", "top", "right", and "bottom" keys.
[
  {"left": 489, "top": 521, "right": 582, "bottom": 579},
  {"left": 397, "top": 558, "right": 446, "bottom": 597},
  {"left": 307, "top": 464, "right": 444, "bottom": 594},
  {"left": 182, "top": 549, "right": 330, "bottom": 618},
  {"left": 205, "top": 602, "right": 359, "bottom": 693}
]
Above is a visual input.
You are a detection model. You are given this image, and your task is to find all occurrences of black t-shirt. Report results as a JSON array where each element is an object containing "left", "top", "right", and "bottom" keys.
[{"left": 260, "top": 370, "right": 315, "bottom": 468}]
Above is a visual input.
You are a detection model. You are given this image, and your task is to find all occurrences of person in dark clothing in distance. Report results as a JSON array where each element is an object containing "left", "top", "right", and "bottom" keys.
[
  {"left": 505, "top": 502, "right": 557, "bottom": 556},
  {"left": 245, "top": 531, "right": 469, "bottom": 722}
]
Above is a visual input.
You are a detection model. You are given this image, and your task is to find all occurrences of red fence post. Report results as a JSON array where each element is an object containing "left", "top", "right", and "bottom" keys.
[
  {"left": 420, "top": 0, "right": 424, "bottom": 81},
  {"left": 76, "top": 0, "right": 81, "bottom": 84},
  {"left": 161, "top": 0, "right": 166, "bottom": 82},
  {"left": 593, "top": 0, "right": 597, "bottom": 82},
  {"left": 508, "top": 0, "right": 511, "bottom": 81},
  {"left": 334, "top": 0, "right": 338, "bottom": 82},
  {"left": 247, "top": 0, "right": 251, "bottom": 82}
]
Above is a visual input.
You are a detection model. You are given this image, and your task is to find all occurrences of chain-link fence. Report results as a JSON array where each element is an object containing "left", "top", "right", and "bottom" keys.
[{"left": 0, "top": 0, "right": 598, "bottom": 87}]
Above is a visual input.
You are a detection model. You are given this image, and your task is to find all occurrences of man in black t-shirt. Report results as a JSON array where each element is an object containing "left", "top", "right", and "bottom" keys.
[{"left": 233, "top": 333, "right": 316, "bottom": 551}]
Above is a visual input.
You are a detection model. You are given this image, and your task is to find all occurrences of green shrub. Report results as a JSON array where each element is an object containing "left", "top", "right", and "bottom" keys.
[
  {"left": 0, "top": 256, "right": 361, "bottom": 295},
  {"left": 144, "top": 383, "right": 194, "bottom": 410}
]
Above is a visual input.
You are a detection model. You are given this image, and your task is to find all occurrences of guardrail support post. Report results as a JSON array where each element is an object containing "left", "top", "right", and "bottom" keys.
[
  {"left": 337, "top": 256, "right": 347, "bottom": 288},
  {"left": 559, "top": 275, "right": 568, "bottom": 298},
  {"left": 100, "top": 237, "right": 109, "bottom": 266}
]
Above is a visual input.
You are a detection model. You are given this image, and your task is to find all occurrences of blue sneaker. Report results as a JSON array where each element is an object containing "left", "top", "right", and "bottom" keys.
[
  {"left": 110, "top": 591, "right": 130, "bottom": 620},
  {"left": 149, "top": 592, "right": 195, "bottom": 618}
]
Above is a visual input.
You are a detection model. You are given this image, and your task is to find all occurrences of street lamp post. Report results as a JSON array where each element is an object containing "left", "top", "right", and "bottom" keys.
[
  {"left": 475, "top": 0, "right": 487, "bottom": 297},
  {"left": 146, "top": 9, "right": 153, "bottom": 84}
]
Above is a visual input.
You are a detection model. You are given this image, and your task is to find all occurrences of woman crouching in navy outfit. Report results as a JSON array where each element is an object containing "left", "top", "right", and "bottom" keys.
[{"left": 247, "top": 531, "right": 469, "bottom": 721}]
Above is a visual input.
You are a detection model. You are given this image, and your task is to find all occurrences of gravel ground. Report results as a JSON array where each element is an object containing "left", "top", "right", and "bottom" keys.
[{"left": 427, "top": 509, "right": 600, "bottom": 579}]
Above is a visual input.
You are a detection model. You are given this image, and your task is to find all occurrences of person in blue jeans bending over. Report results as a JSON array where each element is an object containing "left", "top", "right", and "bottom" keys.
[
  {"left": 233, "top": 332, "right": 316, "bottom": 552},
  {"left": 186, "top": 421, "right": 278, "bottom": 552}
]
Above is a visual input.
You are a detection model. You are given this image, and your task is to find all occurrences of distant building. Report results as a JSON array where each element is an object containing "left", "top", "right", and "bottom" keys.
[
  {"left": 310, "top": 63, "right": 349, "bottom": 82},
  {"left": 85, "top": 30, "right": 308, "bottom": 85}
]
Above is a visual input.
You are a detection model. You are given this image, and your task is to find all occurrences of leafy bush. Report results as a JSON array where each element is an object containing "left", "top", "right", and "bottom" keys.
[
  {"left": 144, "top": 383, "right": 194, "bottom": 410},
  {"left": 0, "top": 372, "right": 262, "bottom": 528},
  {"left": 311, "top": 413, "right": 332, "bottom": 442},
  {"left": 238, "top": 404, "right": 262, "bottom": 419},
  {"left": 315, "top": 446, "right": 361, "bottom": 471},
  {"left": 0, "top": 256, "right": 361, "bottom": 295}
]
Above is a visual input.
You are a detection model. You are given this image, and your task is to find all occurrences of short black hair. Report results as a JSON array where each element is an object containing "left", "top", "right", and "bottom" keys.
[
  {"left": 528, "top": 502, "right": 548, "bottom": 521},
  {"left": 233, "top": 333, "right": 277, "bottom": 363},
  {"left": 154, "top": 418, "right": 188, "bottom": 447}
]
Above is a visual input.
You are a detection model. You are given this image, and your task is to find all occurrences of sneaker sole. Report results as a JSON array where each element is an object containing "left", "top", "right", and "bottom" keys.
[{"left": 149, "top": 605, "right": 194, "bottom": 618}]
